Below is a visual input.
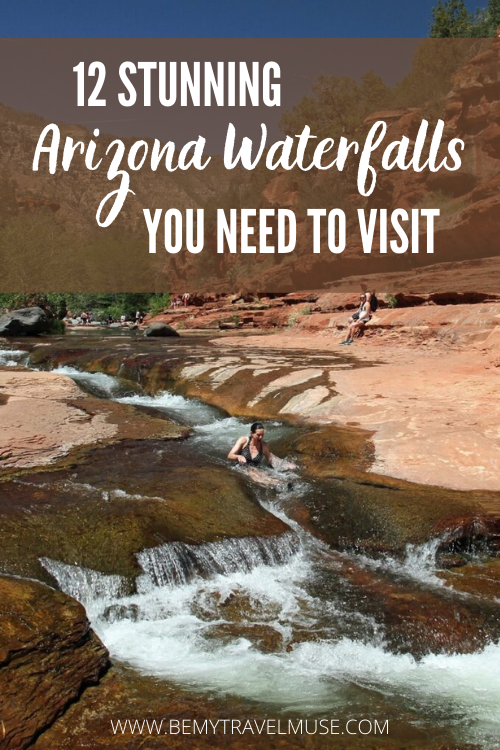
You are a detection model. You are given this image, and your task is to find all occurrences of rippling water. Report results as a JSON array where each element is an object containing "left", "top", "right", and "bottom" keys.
[{"left": 5, "top": 350, "right": 500, "bottom": 747}]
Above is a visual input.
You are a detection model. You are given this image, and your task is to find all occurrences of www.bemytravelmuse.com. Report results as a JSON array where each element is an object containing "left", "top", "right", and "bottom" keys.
[{"left": 110, "top": 717, "right": 389, "bottom": 736}]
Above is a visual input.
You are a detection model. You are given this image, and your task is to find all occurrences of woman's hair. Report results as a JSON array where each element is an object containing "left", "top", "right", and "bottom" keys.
[{"left": 250, "top": 422, "right": 264, "bottom": 433}]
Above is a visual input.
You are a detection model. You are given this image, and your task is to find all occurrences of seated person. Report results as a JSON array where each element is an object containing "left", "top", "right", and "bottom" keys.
[
  {"left": 341, "top": 292, "right": 373, "bottom": 344},
  {"left": 347, "top": 294, "right": 367, "bottom": 325}
]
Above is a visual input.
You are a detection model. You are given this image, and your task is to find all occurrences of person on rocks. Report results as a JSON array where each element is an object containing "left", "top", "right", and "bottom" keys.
[
  {"left": 228, "top": 422, "right": 296, "bottom": 471},
  {"left": 347, "top": 294, "right": 366, "bottom": 326},
  {"left": 341, "top": 292, "right": 374, "bottom": 345}
]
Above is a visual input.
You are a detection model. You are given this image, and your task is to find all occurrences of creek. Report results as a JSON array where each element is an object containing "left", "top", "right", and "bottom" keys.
[{"left": 1, "top": 334, "right": 500, "bottom": 748}]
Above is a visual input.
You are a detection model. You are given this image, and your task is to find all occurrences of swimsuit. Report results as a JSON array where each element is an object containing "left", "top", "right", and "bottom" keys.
[{"left": 240, "top": 437, "right": 263, "bottom": 466}]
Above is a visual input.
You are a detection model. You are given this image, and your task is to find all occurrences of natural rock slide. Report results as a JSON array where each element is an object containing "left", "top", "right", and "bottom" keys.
[
  {"left": 151, "top": 291, "right": 500, "bottom": 491},
  {"left": 1, "top": 331, "right": 500, "bottom": 749}
]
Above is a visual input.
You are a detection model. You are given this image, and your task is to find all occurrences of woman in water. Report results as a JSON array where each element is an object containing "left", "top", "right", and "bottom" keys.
[{"left": 228, "top": 422, "right": 296, "bottom": 470}]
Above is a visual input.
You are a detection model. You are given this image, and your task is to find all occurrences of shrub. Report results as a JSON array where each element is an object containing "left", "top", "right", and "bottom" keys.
[
  {"left": 385, "top": 294, "right": 398, "bottom": 309},
  {"left": 149, "top": 293, "right": 171, "bottom": 317},
  {"left": 49, "top": 319, "right": 66, "bottom": 334}
]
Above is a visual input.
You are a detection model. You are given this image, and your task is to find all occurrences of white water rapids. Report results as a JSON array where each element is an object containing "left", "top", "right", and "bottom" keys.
[
  {"left": 0, "top": 348, "right": 29, "bottom": 367},
  {"left": 16, "top": 363, "right": 500, "bottom": 746}
]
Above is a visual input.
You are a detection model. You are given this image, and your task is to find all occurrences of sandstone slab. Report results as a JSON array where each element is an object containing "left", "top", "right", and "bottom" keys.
[{"left": 0, "top": 574, "right": 108, "bottom": 750}]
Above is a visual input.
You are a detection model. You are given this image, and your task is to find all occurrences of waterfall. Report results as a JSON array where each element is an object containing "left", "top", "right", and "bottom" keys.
[
  {"left": 51, "top": 366, "right": 121, "bottom": 397},
  {"left": 11, "top": 342, "right": 499, "bottom": 747},
  {"left": 40, "top": 557, "right": 128, "bottom": 605},
  {"left": 40, "top": 531, "right": 300, "bottom": 602},
  {"left": 402, "top": 537, "right": 443, "bottom": 582},
  {"left": 355, "top": 537, "right": 445, "bottom": 587},
  {"left": 0, "top": 348, "right": 28, "bottom": 366},
  {"left": 136, "top": 531, "right": 300, "bottom": 590}
]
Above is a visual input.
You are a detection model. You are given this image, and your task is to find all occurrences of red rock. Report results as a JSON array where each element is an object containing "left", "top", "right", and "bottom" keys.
[
  {"left": 0, "top": 575, "right": 108, "bottom": 750},
  {"left": 479, "top": 120, "right": 500, "bottom": 158},
  {"left": 262, "top": 173, "right": 298, "bottom": 208}
]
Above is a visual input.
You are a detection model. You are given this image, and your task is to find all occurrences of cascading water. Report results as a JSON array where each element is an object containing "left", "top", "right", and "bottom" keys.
[
  {"left": 117, "top": 390, "right": 298, "bottom": 479},
  {"left": 0, "top": 348, "right": 28, "bottom": 366},
  {"left": 40, "top": 557, "right": 128, "bottom": 606},
  {"left": 356, "top": 537, "right": 445, "bottom": 587},
  {"left": 52, "top": 365, "right": 122, "bottom": 398},
  {"left": 118, "top": 390, "right": 219, "bottom": 426},
  {"left": 43, "top": 535, "right": 500, "bottom": 745},
  {"left": 8, "top": 357, "right": 500, "bottom": 747},
  {"left": 136, "top": 531, "right": 300, "bottom": 590},
  {"left": 48, "top": 365, "right": 294, "bottom": 458}
]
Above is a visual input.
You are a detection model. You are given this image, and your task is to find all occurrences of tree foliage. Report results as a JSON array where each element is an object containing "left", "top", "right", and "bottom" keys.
[
  {"left": 430, "top": 0, "right": 474, "bottom": 37},
  {"left": 279, "top": 71, "right": 392, "bottom": 141},
  {"left": 0, "top": 212, "right": 172, "bottom": 318},
  {"left": 0, "top": 209, "right": 164, "bottom": 294},
  {"left": 430, "top": 0, "right": 500, "bottom": 37},
  {"left": 0, "top": 290, "right": 172, "bottom": 317},
  {"left": 392, "top": 37, "right": 481, "bottom": 111}
]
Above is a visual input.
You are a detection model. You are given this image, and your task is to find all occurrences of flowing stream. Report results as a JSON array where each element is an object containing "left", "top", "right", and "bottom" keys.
[{"left": 3, "top": 347, "right": 500, "bottom": 747}]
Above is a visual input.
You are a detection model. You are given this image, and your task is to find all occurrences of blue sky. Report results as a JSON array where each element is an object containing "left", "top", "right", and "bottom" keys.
[{"left": 1, "top": 0, "right": 486, "bottom": 37}]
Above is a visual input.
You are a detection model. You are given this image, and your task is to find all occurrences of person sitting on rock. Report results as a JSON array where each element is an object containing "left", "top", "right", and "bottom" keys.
[
  {"left": 347, "top": 294, "right": 366, "bottom": 326},
  {"left": 341, "top": 292, "right": 373, "bottom": 345},
  {"left": 228, "top": 422, "right": 296, "bottom": 470}
]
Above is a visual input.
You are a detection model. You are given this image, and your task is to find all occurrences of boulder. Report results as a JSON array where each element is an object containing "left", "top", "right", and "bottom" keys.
[
  {"left": 0, "top": 307, "right": 50, "bottom": 336},
  {"left": 143, "top": 322, "right": 179, "bottom": 337},
  {"left": 0, "top": 574, "right": 108, "bottom": 750}
]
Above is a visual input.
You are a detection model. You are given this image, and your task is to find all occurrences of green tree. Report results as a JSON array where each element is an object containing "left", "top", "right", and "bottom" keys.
[
  {"left": 280, "top": 71, "right": 391, "bottom": 142},
  {"left": 392, "top": 38, "right": 480, "bottom": 112},
  {"left": 430, "top": 0, "right": 500, "bottom": 37},
  {"left": 430, "top": 0, "right": 474, "bottom": 37},
  {"left": 472, "top": 0, "right": 500, "bottom": 35}
]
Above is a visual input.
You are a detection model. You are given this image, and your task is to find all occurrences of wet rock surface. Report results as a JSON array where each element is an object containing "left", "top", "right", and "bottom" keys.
[
  {"left": 0, "top": 440, "right": 290, "bottom": 585},
  {"left": 290, "top": 425, "right": 500, "bottom": 555},
  {"left": 2, "top": 332, "right": 500, "bottom": 749},
  {"left": 12, "top": 334, "right": 500, "bottom": 553},
  {"left": 438, "top": 558, "right": 500, "bottom": 599},
  {"left": 0, "top": 574, "right": 109, "bottom": 750},
  {"left": 32, "top": 667, "right": 449, "bottom": 750},
  {"left": 313, "top": 552, "right": 500, "bottom": 658},
  {"left": 0, "top": 370, "right": 187, "bottom": 471}
]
